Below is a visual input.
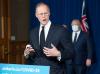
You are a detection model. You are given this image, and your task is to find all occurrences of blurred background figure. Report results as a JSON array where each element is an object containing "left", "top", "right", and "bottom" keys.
[{"left": 70, "top": 19, "right": 92, "bottom": 74}]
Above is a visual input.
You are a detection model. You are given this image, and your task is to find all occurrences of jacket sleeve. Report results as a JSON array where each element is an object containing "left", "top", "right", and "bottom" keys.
[
  {"left": 85, "top": 33, "right": 93, "bottom": 59},
  {"left": 59, "top": 28, "right": 74, "bottom": 61}
]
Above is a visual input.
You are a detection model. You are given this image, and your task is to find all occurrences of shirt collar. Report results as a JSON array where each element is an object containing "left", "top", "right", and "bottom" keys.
[{"left": 40, "top": 20, "right": 51, "bottom": 29}]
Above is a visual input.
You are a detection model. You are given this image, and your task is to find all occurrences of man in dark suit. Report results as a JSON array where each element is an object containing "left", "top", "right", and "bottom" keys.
[
  {"left": 24, "top": 2, "right": 73, "bottom": 74},
  {"left": 69, "top": 19, "right": 92, "bottom": 74}
]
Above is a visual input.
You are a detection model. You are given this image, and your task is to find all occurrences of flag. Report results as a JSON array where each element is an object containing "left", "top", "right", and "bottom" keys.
[{"left": 81, "top": 0, "right": 89, "bottom": 32}]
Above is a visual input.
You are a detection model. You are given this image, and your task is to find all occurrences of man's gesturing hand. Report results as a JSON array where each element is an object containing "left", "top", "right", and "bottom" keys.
[
  {"left": 24, "top": 44, "right": 35, "bottom": 58},
  {"left": 43, "top": 44, "right": 61, "bottom": 57}
]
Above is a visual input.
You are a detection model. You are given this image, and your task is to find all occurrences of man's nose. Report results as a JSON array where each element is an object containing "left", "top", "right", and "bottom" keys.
[{"left": 42, "top": 13, "right": 45, "bottom": 17}]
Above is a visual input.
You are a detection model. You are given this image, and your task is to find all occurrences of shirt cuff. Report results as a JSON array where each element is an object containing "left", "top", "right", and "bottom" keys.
[{"left": 57, "top": 53, "right": 61, "bottom": 61}]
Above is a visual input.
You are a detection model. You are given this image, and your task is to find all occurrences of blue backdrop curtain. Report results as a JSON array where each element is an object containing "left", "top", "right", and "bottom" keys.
[{"left": 29, "top": 0, "right": 100, "bottom": 74}]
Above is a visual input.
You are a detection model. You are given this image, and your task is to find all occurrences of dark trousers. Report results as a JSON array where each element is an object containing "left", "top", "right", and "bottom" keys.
[
  {"left": 65, "top": 64, "right": 86, "bottom": 74},
  {"left": 65, "top": 64, "right": 73, "bottom": 74},
  {"left": 73, "top": 64, "right": 86, "bottom": 74},
  {"left": 50, "top": 67, "right": 64, "bottom": 74}
]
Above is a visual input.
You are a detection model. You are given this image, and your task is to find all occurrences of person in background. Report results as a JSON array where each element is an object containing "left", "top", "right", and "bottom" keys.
[{"left": 70, "top": 19, "right": 92, "bottom": 74}]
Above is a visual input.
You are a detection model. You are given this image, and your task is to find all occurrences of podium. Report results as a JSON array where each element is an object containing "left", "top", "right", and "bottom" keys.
[{"left": 0, "top": 63, "right": 50, "bottom": 74}]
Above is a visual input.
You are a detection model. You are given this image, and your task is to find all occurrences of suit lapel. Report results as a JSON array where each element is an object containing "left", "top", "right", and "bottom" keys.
[
  {"left": 45, "top": 24, "right": 54, "bottom": 46},
  {"left": 76, "top": 31, "right": 83, "bottom": 45},
  {"left": 35, "top": 27, "right": 40, "bottom": 49},
  {"left": 72, "top": 31, "right": 83, "bottom": 46}
]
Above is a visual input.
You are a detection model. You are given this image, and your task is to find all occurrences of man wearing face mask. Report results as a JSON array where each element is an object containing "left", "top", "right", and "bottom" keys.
[{"left": 70, "top": 19, "right": 92, "bottom": 74}]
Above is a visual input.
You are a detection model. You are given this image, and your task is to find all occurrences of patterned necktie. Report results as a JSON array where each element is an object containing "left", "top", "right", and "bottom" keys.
[{"left": 40, "top": 26, "right": 45, "bottom": 49}]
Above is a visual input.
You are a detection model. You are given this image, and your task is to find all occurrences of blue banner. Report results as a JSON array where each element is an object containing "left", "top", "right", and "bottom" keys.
[{"left": 0, "top": 63, "right": 50, "bottom": 74}]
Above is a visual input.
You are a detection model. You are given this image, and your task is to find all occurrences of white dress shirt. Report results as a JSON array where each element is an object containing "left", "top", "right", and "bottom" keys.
[
  {"left": 39, "top": 20, "right": 51, "bottom": 44},
  {"left": 72, "top": 31, "right": 81, "bottom": 42}
]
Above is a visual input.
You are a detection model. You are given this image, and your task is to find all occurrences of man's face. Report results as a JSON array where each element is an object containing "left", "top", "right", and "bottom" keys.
[
  {"left": 71, "top": 20, "right": 81, "bottom": 32},
  {"left": 71, "top": 20, "right": 81, "bottom": 27},
  {"left": 35, "top": 5, "right": 50, "bottom": 25}
]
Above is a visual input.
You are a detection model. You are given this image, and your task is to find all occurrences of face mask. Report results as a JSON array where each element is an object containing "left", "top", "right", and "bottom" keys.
[{"left": 72, "top": 25, "right": 80, "bottom": 32}]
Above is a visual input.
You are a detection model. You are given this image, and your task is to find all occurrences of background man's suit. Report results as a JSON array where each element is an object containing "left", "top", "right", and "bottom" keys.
[
  {"left": 72, "top": 31, "right": 92, "bottom": 74},
  {"left": 73, "top": 31, "right": 92, "bottom": 65},
  {"left": 26, "top": 24, "right": 73, "bottom": 74},
  {"left": 65, "top": 31, "right": 92, "bottom": 74}
]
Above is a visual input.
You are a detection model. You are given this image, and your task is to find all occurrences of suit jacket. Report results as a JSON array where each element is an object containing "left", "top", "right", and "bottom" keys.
[
  {"left": 72, "top": 31, "right": 92, "bottom": 65},
  {"left": 26, "top": 24, "right": 73, "bottom": 74}
]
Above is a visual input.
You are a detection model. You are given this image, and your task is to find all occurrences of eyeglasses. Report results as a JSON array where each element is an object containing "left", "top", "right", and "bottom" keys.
[{"left": 38, "top": 13, "right": 49, "bottom": 16}]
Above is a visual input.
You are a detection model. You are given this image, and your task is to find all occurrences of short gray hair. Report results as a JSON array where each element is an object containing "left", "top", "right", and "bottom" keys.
[{"left": 35, "top": 2, "right": 50, "bottom": 13}]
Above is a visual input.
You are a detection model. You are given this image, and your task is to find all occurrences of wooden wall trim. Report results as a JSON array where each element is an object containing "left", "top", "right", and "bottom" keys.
[{"left": 1, "top": 16, "right": 5, "bottom": 38}]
